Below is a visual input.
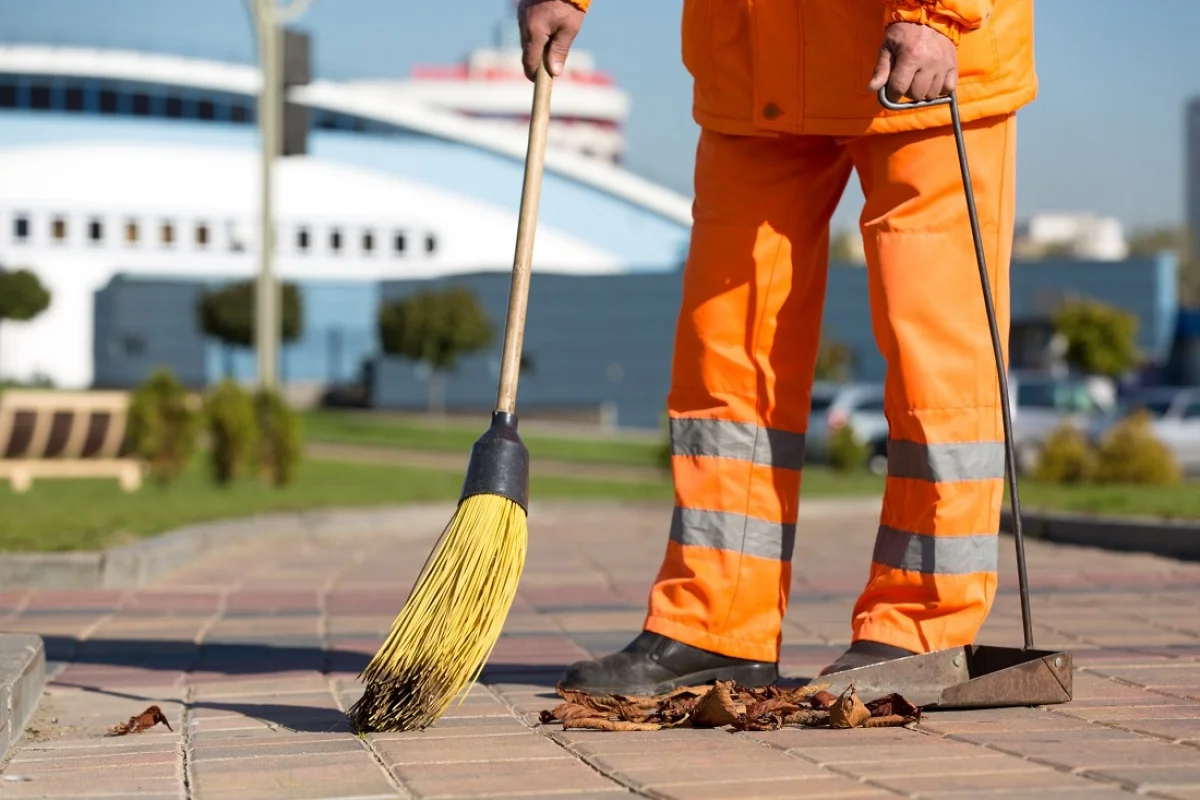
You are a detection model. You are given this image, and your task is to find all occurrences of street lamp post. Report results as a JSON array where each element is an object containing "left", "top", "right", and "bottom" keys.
[{"left": 246, "top": 0, "right": 316, "bottom": 390}]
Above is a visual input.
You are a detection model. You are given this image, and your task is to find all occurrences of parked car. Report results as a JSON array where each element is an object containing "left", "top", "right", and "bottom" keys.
[
  {"left": 805, "top": 382, "right": 890, "bottom": 475},
  {"left": 1088, "top": 387, "right": 1200, "bottom": 475},
  {"left": 1008, "top": 371, "right": 1107, "bottom": 476}
]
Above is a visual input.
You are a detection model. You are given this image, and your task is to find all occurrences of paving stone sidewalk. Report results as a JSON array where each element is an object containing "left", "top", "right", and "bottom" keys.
[{"left": 2, "top": 499, "right": 1200, "bottom": 799}]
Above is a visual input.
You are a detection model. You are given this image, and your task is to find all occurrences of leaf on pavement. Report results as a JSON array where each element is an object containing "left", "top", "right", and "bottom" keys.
[
  {"left": 691, "top": 681, "right": 742, "bottom": 728},
  {"left": 865, "top": 693, "right": 921, "bottom": 724},
  {"left": 827, "top": 684, "right": 872, "bottom": 729},
  {"left": 105, "top": 705, "right": 172, "bottom": 736}
]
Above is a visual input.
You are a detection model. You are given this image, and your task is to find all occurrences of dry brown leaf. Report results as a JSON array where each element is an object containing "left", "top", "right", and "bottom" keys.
[
  {"left": 751, "top": 698, "right": 804, "bottom": 716},
  {"left": 105, "top": 705, "right": 172, "bottom": 736},
  {"left": 808, "top": 690, "right": 838, "bottom": 710},
  {"left": 783, "top": 709, "right": 830, "bottom": 726},
  {"left": 691, "top": 681, "right": 742, "bottom": 728},
  {"left": 564, "top": 717, "right": 662, "bottom": 732},
  {"left": 865, "top": 693, "right": 921, "bottom": 722},
  {"left": 827, "top": 684, "right": 871, "bottom": 729},
  {"left": 863, "top": 714, "right": 911, "bottom": 728}
]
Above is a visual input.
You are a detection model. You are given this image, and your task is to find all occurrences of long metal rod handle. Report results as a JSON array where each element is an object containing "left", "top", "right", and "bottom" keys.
[
  {"left": 495, "top": 60, "right": 553, "bottom": 415},
  {"left": 877, "top": 87, "right": 1034, "bottom": 651}
]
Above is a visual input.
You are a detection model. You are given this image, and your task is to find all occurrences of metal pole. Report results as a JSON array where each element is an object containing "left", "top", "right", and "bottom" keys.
[
  {"left": 248, "top": 0, "right": 315, "bottom": 391},
  {"left": 252, "top": 0, "right": 279, "bottom": 390}
]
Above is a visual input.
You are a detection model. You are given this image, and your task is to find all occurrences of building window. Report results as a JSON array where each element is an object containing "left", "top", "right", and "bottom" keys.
[
  {"left": 88, "top": 218, "right": 103, "bottom": 243},
  {"left": 425, "top": 234, "right": 437, "bottom": 254},
  {"left": 51, "top": 216, "right": 67, "bottom": 242},
  {"left": 64, "top": 86, "right": 84, "bottom": 111},
  {"left": 195, "top": 223, "right": 209, "bottom": 248},
  {"left": 99, "top": 89, "right": 118, "bottom": 113},
  {"left": 160, "top": 221, "right": 174, "bottom": 247},
  {"left": 296, "top": 227, "right": 310, "bottom": 251},
  {"left": 362, "top": 231, "right": 374, "bottom": 253},
  {"left": 227, "top": 221, "right": 246, "bottom": 252},
  {"left": 29, "top": 84, "right": 51, "bottom": 110},
  {"left": 125, "top": 220, "right": 139, "bottom": 244},
  {"left": 330, "top": 228, "right": 342, "bottom": 253},
  {"left": 394, "top": 232, "right": 407, "bottom": 255},
  {"left": 12, "top": 215, "right": 29, "bottom": 241},
  {"left": 198, "top": 99, "right": 215, "bottom": 120},
  {"left": 132, "top": 93, "right": 151, "bottom": 116},
  {"left": 165, "top": 95, "right": 183, "bottom": 118}
]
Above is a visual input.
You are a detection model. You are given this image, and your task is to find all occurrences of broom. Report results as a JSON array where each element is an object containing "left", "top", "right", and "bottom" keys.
[{"left": 347, "top": 59, "right": 555, "bottom": 733}]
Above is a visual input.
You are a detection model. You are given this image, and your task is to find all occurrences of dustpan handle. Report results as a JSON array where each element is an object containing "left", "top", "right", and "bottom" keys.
[
  {"left": 496, "top": 60, "right": 554, "bottom": 415},
  {"left": 878, "top": 87, "right": 1035, "bottom": 651}
]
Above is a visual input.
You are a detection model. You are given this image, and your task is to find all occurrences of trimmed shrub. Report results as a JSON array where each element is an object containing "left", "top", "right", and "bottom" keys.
[
  {"left": 1093, "top": 411, "right": 1181, "bottom": 486},
  {"left": 254, "top": 388, "right": 302, "bottom": 487},
  {"left": 126, "top": 369, "right": 199, "bottom": 486},
  {"left": 204, "top": 380, "right": 258, "bottom": 486},
  {"left": 828, "top": 424, "right": 869, "bottom": 472},
  {"left": 1033, "top": 424, "right": 1096, "bottom": 485}
]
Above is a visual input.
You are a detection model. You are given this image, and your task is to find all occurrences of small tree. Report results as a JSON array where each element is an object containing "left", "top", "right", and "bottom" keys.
[
  {"left": 1052, "top": 298, "right": 1140, "bottom": 378},
  {"left": 254, "top": 387, "right": 301, "bottom": 487},
  {"left": 0, "top": 268, "right": 51, "bottom": 375},
  {"left": 377, "top": 285, "right": 494, "bottom": 414},
  {"left": 125, "top": 368, "right": 200, "bottom": 486},
  {"left": 203, "top": 380, "right": 258, "bottom": 486},
  {"left": 197, "top": 280, "right": 304, "bottom": 375}
]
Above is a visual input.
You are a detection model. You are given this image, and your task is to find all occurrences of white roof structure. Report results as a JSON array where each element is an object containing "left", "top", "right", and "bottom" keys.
[{"left": 0, "top": 44, "right": 693, "bottom": 226}]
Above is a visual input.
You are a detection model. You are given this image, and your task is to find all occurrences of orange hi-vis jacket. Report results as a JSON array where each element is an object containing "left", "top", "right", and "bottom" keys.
[{"left": 567, "top": 0, "right": 1037, "bottom": 137}]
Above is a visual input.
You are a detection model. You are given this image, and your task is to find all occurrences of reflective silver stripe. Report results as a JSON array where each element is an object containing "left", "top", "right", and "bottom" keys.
[
  {"left": 887, "top": 439, "right": 1006, "bottom": 483},
  {"left": 670, "top": 507, "right": 796, "bottom": 562},
  {"left": 670, "top": 418, "right": 805, "bottom": 471},
  {"left": 872, "top": 526, "right": 998, "bottom": 575}
]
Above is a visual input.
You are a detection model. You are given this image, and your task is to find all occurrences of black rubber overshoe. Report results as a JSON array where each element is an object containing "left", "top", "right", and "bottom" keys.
[
  {"left": 818, "top": 639, "right": 918, "bottom": 676},
  {"left": 560, "top": 631, "right": 778, "bottom": 696}
]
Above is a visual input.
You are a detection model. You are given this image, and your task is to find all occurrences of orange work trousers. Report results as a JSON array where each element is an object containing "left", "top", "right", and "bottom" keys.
[{"left": 646, "top": 114, "right": 1017, "bottom": 664}]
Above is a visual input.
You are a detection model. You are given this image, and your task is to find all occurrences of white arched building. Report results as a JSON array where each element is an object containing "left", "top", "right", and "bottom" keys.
[{"left": 0, "top": 42, "right": 692, "bottom": 389}]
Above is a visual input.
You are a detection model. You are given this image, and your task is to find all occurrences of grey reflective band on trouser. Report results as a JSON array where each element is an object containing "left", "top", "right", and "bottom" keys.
[
  {"left": 872, "top": 526, "right": 998, "bottom": 575},
  {"left": 669, "top": 506, "right": 797, "bottom": 562},
  {"left": 887, "top": 439, "right": 1006, "bottom": 483},
  {"left": 670, "top": 417, "right": 805, "bottom": 471}
]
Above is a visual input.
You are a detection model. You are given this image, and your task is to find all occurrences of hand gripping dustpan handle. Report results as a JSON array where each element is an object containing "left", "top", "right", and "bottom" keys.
[
  {"left": 495, "top": 60, "right": 554, "bottom": 415},
  {"left": 878, "top": 87, "right": 1035, "bottom": 651}
]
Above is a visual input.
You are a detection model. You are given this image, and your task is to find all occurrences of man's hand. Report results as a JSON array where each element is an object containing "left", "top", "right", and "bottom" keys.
[
  {"left": 868, "top": 22, "right": 958, "bottom": 102},
  {"left": 518, "top": 0, "right": 585, "bottom": 81}
]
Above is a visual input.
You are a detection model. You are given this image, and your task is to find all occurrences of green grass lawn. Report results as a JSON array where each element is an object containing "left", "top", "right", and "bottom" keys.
[
  {"left": 302, "top": 411, "right": 664, "bottom": 468},
  {"left": 1014, "top": 481, "right": 1200, "bottom": 521}
]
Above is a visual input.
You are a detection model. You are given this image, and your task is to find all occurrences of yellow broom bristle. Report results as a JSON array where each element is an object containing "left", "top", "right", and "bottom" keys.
[{"left": 347, "top": 492, "right": 528, "bottom": 733}]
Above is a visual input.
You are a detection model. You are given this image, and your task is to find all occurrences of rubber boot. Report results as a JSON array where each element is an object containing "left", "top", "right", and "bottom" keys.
[
  {"left": 559, "top": 631, "right": 778, "bottom": 696},
  {"left": 818, "top": 639, "right": 917, "bottom": 676}
]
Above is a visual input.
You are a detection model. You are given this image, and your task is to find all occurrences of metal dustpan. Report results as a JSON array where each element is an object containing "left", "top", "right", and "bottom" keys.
[{"left": 814, "top": 90, "right": 1075, "bottom": 711}]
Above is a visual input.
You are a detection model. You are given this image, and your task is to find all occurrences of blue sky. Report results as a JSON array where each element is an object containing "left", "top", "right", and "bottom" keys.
[{"left": 3, "top": 0, "right": 1197, "bottom": 234}]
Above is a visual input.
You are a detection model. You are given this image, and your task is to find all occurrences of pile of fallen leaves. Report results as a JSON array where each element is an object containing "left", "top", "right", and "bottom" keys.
[{"left": 538, "top": 681, "right": 920, "bottom": 732}]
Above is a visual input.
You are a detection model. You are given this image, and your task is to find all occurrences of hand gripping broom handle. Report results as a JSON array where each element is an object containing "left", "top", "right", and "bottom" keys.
[
  {"left": 877, "top": 87, "right": 1034, "bottom": 651},
  {"left": 495, "top": 60, "right": 554, "bottom": 415}
]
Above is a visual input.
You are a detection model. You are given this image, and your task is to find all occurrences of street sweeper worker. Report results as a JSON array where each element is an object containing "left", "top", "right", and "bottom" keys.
[{"left": 517, "top": 0, "right": 1036, "bottom": 694}]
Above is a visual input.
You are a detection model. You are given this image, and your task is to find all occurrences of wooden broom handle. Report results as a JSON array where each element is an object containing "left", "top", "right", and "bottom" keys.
[{"left": 495, "top": 58, "right": 553, "bottom": 415}]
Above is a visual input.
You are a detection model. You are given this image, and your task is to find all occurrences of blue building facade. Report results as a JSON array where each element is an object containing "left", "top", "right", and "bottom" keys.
[{"left": 95, "top": 253, "right": 1186, "bottom": 430}]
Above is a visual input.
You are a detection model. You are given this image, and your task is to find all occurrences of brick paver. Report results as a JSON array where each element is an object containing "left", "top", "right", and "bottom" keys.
[{"left": 2, "top": 498, "right": 1200, "bottom": 798}]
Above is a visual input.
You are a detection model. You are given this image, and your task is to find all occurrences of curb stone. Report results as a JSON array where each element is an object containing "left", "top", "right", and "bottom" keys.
[
  {"left": 1002, "top": 508, "right": 1200, "bottom": 562},
  {"left": 0, "top": 634, "right": 45, "bottom": 767}
]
